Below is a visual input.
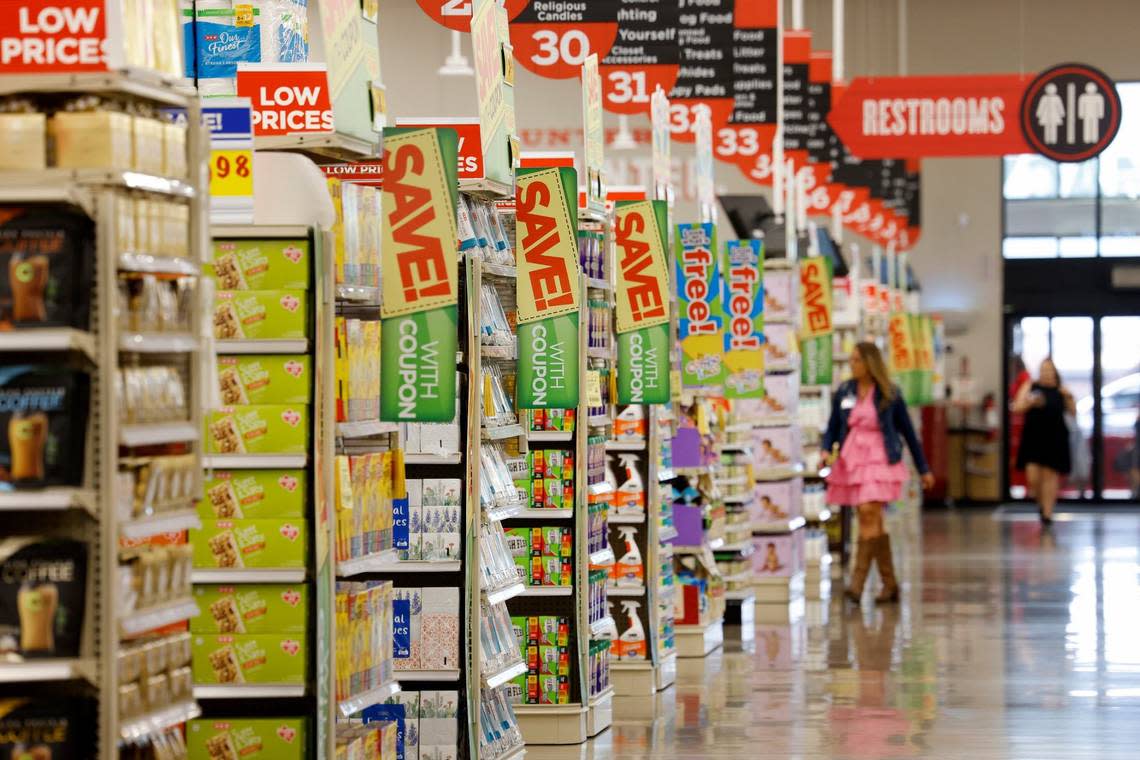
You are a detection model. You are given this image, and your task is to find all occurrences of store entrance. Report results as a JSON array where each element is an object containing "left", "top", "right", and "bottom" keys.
[{"left": 1006, "top": 315, "right": 1140, "bottom": 501}]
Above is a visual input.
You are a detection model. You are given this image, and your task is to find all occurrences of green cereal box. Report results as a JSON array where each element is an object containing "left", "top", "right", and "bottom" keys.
[
  {"left": 210, "top": 238, "right": 310, "bottom": 290},
  {"left": 192, "top": 519, "right": 307, "bottom": 569},
  {"left": 205, "top": 405, "right": 309, "bottom": 455},
  {"left": 192, "top": 584, "right": 308, "bottom": 634},
  {"left": 216, "top": 355, "right": 311, "bottom": 405},
  {"left": 213, "top": 290, "right": 308, "bottom": 340},
  {"left": 191, "top": 633, "right": 307, "bottom": 684},
  {"left": 198, "top": 470, "right": 306, "bottom": 520},
  {"left": 188, "top": 718, "right": 306, "bottom": 759}
]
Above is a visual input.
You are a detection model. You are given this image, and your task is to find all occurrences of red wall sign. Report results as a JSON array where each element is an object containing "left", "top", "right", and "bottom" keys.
[
  {"left": 236, "top": 65, "right": 334, "bottom": 137},
  {"left": 0, "top": 1, "right": 108, "bottom": 72},
  {"left": 829, "top": 74, "right": 1033, "bottom": 158}
]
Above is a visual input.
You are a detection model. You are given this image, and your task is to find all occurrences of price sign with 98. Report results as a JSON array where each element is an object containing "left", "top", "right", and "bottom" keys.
[{"left": 210, "top": 149, "right": 253, "bottom": 197}]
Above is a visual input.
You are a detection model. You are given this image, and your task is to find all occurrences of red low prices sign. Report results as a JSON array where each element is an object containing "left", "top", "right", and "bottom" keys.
[
  {"left": 397, "top": 119, "right": 484, "bottom": 177},
  {"left": 237, "top": 65, "right": 334, "bottom": 136},
  {"left": 0, "top": 1, "right": 107, "bottom": 72},
  {"left": 829, "top": 74, "right": 1033, "bottom": 158}
]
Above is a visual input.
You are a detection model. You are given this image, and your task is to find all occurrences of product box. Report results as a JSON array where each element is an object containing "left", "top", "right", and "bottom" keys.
[
  {"left": 764, "top": 323, "right": 796, "bottom": 368},
  {"left": 210, "top": 239, "right": 310, "bottom": 290},
  {"left": 0, "top": 697, "right": 93, "bottom": 759},
  {"left": 393, "top": 587, "right": 423, "bottom": 671},
  {"left": 192, "top": 584, "right": 308, "bottom": 634},
  {"left": 0, "top": 538, "right": 88, "bottom": 659},
  {"left": 191, "top": 633, "right": 307, "bottom": 684},
  {"left": 419, "top": 588, "right": 459, "bottom": 670},
  {"left": 760, "top": 372, "right": 798, "bottom": 419},
  {"left": 764, "top": 268, "right": 795, "bottom": 322},
  {"left": 213, "top": 290, "right": 308, "bottom": 340},
  {"left": 192, "top": 519, "right": 307, "bottom": 569},
  {"left": 753, "top": 481, "right": 800, "bottom": 526},
  {"left": 216, "top": 355, "right": 312, "bottom": 405},
  {"left": 364, "top": 691, "right": 421, "bottom": 760},
  {"left": 188, "top": 718, "right": 306, "bottom": 760},
  {"left": 752, "top": 534, "right": 796, "bottom": 578},
  {"left": 198, "top": 469, "right": 307, "bottom": 520},
  {"left": 0, "top": 113, "right": 47, "bottom": 171},
  {"left": 419, "top": 691, "right": 459, "bottom": 759},
  {"left": 753, "top": 425, "right": 799, "bottom": 472},
  {"left": 205, "top": 405, "right": 309, "bottom": 455},
  {"left": 0, "top": 367, "right": 90, "bottom": 488},
  {"left": 0, "top": 205, "right": 95, "bottom": 330},
  {"left": 50, "top": 110, "right": 132, "bottom": 169}
]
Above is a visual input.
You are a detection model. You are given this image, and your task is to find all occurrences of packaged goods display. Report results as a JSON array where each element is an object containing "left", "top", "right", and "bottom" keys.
[
  {"left": 514, "top": 449, "right": 574, "bottom": 511},
  {"left": 204, "top": 404, "right": 309, "bottom": 455},
  {"left": 334, "top": 452, "right": 402, "bottom": 564},
  {"left": 117, "top": 455, "right": 199, "bottom": 521},
  {"left": 403, "top": 478, "right": 462, "bottom": 562},
  {"left": 192, "top": 518, "right": 306, "bottom": 569},
  {"left": 0, "top": 205, "right": 95, "bottom": 330},
  {"left": 613, "top": 404, "right": 647, "bottom": 441},
  {"left": 209, "top": 239, "right": 310, "bottom": 291},
  {"left": 401, "top": 414, "right": 462, "bottom": 457},
  {"left": 609, "top": 524, "right": 645, "bottom": 588},
  {"left": 392, "top": 587, "right": 459, "bottom": 672},
  {"left": 587, "top": 300, "right": 611, "bottom": 353},
  {"left": 118, "top": 631, "right": 194, "bottom": 718},
  {"left": 120, "top": 366, "right": 188, "bottom": 425},
  {"left": 334, "top": 581, "right": 394, "bottom": 703},
  {"left": 187, "top": 0, "right": 310, "bottom": 95},
  {"left": 481, "top": 522, "right": 524, "bottom": 591},
  {"left": 198, "top": 469, "right": 306, "bottom": 519},
  {"left": 459, "top": 196, "right": 515, "bottom": 268},
  {"left": 212, "top": 290, "right": 309, "bottom": 341},
  {"left": 0, "top": 367, "right": 89, "bottom": 488},
  {"left": 192, "top": 584, "right": 307, "bottom": 634},
  {"left": 586, "top": 367, "right": 611, "bottom": 420},
  {"left": 480, "top": 285, "right": 514, "bottom": 348},
  {"left": 482, "top": 444, "right": 526, "bottom": 511},
  {"left": 119, "top": 274, "right": 196, "bottom": 335},
  {"left": 481, "top": 602, "right": 526, "bottom": 674},
  {"left": 577, "top": 229, "right": 604, "bottom": 281},
  {"left": 526, "top": 406, "right": 575, "bottom": 433},
  {"left": 609, "top": 452, "right": 646, "bottom": 519},
  {"left": 118, "top": 542, "right": 194, "bottom": 614},
  {"left": 505, "top": 527, "right": 572, "bottom": 587},
  {"left": 482, "top": 365, "right": 516, "bottom": 426},
  {"left": 335, "top": 317, "right": 381, "bottom": 423},
  {"left": 365, "top": 690, "right": 461, "bottom": 760},
  {"left": 190, "top": 628, "right": 307, "bottom": 685},
  {"left": 587, "top": 569, "right": 610, "bottom": 629},
  {"left": 478, "top": 689, "right": 525, "bottom": 760},
  {"left": 187, "top": 718, "right": 307, "bottom": 760},
  {"left": 507, "top": 615, "right": 572, "bottom": 705},
  {"left": 216, "top": 355, "right": 312, "bottom": 406},
  {"left": 0, "top": 538, "right": 88, "bottom": 659}
]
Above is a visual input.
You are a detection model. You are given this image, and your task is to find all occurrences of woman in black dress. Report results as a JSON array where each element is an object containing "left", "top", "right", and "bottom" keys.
[{"left": 1013, "top": 358, "right": 1075, "bottom": 525}]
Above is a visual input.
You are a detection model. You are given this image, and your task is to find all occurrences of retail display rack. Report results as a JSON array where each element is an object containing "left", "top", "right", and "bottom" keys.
[{"left": 0, "top": 67, "right": 207, "bottom": 758}]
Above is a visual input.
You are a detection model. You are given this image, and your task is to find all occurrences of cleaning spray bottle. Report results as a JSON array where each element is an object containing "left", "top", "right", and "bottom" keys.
[
  {"left": 614, "top": 404, "right": 646, "bottom": 440},
  {"left": 615, "top": 453, "right": 646, "bottom": 517},
  {"left": 619, "top": 600, "right": 647, "bottom": 659},
  {"left": 615, "top": 526, "right": 644, "bottom": 587}
]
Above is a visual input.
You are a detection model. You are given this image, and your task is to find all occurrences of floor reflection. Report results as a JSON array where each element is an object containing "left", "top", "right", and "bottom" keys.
[{"left": 525, "top": 510, "right": 1140, "bottom": 759}]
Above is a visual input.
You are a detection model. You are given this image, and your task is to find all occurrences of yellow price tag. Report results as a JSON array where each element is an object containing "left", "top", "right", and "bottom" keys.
[
  {"left": 209, "top": 148, "right": 253, "bottom": 198},
  {"left": 586, "top": 371, "right": 603, "bottom": 407},
  {"left": 695, "top": 402, "right": 711, "bottom": 436}
]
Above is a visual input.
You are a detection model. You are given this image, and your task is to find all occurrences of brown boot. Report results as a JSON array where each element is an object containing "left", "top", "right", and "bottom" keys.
[
  {"left": 874, "top": 534, "right": 900, "bottom": 604},
  {"left": 846, "top": 539, "right": 873, "bottom": 603}
]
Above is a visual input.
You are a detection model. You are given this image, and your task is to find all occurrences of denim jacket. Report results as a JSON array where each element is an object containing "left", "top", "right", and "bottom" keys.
[{"left": 822, "top": 380, "right": 930, "bottom": 474}]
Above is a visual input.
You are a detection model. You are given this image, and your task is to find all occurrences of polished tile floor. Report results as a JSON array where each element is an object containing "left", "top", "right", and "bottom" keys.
[{"left": 531, "top": 509, "right": 1140, "bottom": 759}]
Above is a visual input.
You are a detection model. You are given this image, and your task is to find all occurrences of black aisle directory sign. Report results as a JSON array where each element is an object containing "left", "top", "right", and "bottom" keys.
[
  {"left": 668, "top": 0, "right": 736, "bottom": 143},
  {"left": 600, "top": 0, "right": 682, "bottom": 115},
  {"left": 781, "top": 30, "right": 811, "bottom": 163},
  {"left": 718, "top": 0, "right": 779, "bottom": 179}
]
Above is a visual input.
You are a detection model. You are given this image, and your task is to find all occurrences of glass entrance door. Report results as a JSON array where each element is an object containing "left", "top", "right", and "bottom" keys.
[{"left": 1008, "top": 315, "right": 1140, "bottom": 501}]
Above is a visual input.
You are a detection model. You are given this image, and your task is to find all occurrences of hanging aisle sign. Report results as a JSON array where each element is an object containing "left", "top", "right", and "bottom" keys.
[
  {"left": 667, "top": 0, "right": 736, "bottom": 143},
  {"left": 723, "top": 239, "right": 765, "bottom": 399},
  {"left": 781, "top": 30, "right": 811, "bottom": 166},
  {"left": 379, "top": 128, "right": 460, "bottom": 422},
  {"left": 718, "top": 0, "right": 779, "bottom": 179},
  {"left": 799, "top": 256, "right": 833, "bottom": 386},
  {"left": 676, "top": 222, "right": 725, "bottom": 390},
  {"left": 471, "top": 0, "right": 516, "bottom": 185},
  {"left": 582, "top": 54, "right": 606, "bottom": 207},
  {"left": 887, "top": 311, "right": 918, "bottom": 404},
  {"left": 509, "top": 3, "right": 618, "bottom": 80},
  {"left": 615, "top": 200, "right": 671, "bottom": 404},
  {"left": 599, "top": 0, "right": 681, "bottom": 115},
  {"left": 516, "top": 167, "right": 581, "bottom": 409}
]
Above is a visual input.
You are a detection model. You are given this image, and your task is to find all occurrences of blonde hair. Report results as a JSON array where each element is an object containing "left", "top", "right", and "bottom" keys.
[{"left": 855, "top": 341, "right": 895, "bottom": 409}]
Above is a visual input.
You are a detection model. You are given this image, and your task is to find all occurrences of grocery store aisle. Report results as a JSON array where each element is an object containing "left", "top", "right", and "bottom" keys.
[{"left": 528, "top": 510, "right": 1140, "bottom": 759}]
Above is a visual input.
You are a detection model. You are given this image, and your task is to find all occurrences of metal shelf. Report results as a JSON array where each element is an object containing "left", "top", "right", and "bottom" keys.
[
  {"left": 483, "top": 580, "right": 526, "bottom": 606},
  {"left": 585, "top": 277, "right": 611, "bottom": 291},
  {"left": 202, "top": 454, "right": 308, "bottom": 469},
  {"left": 482, "top": 423, "right": 525, "bottom": 441},
  {"left": 459, "top": 177, "right": 514, "bottom": 199},
  {"left": 396, "top": 669, "right": 462, "bottom": 682},
  {"left": 191, "top": 568, "right": 307, "bottom": 584},
  {"left": 119, "top": 332, "right": 198, "bottom": 353},
  {"left": 605, "top": 439, "right": 646, "bottom": 451},
  {"left": 344, "top": 559, "right": 461, "bottom": 574},
  {"left": 119, "top": 252, "right": 200, "bottom": 276},
  {"left": 0, "top": 168, "right": 195, "bottom": 199},
  {"left": 528, "top": 430, "right": 574, "bottom": 442},
  {"left": 520, "top": 586, "right": 572, "bottom": 597},
  {"left": 486, "top": 502, "right": 527, "bottom": 521},
  {"left": 338, "top": 679, "right": 402, "bottom": 717},
  {"left": 586, "top": 346, "right": 613, "bottom": 360},
  {"left": 255, "top": 133, "right": 378, "bottom": 160},
  {"left": 482, "top": 658, "right": 527, "bottom": 689},
  {"left": 120, "top": 421, "right": 199, "bottom": 447},
  {"left": 216, "top": 339, "right": 310, "bottom": 354},
  {"left": 481, "top": 344, "right": 517, "bottom": 360},
  {"left": 587, "top": 415, "right": 611, "bottom": 427},
  {"left": 0, "top": 69, "right": 193, "bottom": 106},
  {"left": 724, "top": 589, "right": 757, "bottom": 602},
  {"left": 511, "top": 508, "right": 573, "bottom": 520},
  {"left": 337, "top": 419, "right": 399, "bottom": 439},
  {"left": 194, "top": 684, "right": 306, "bottom": 699},
  {"left": 607, "top": 513, "right": 645, "bottom": 525},
  {"left": 120, "top": 508, "right": 201, "bottom": 540},
  {"left": 337, "top": 550, "right": 403, "bottom": 578},
  {"left": 589, "top": 616, "right": 616, "bottom": 638},
  {"left": 336, "top": 284, "right": 380, "bottom": 304},
  {"left": 0, "top": 327, "right": 95, "bottom": 361},
  {"left": 0, "top": 488, "right": 96, "bottom": 517},
  {"left": 482, "top": 262, "right": 518, "bottom": 278},
  {"left": 751, "top": 516, "right": 808, "bottom": 535},
  {"left": 120, "top": 596, "right": 200, "bottom": 637},
  {"left": 589, "top": 547, "right": 615, "bottom": 566},
  {"left": 0, "top": 658, "right": 95, "bottom": 684},
  {"left": 212, "top": 225, "right": 310, "bottom": 239},
  {"left": 605, "top": 585, "right": 645, "bottom": 597},
  {"left": 713, "top": 541, "right": 754, "bottom": 556},
  {"left": 120, "top": 700, "right": 202, "bottom": 742},
  {"left": 405, "top": 452, "right": 463, "bottom": 465}
]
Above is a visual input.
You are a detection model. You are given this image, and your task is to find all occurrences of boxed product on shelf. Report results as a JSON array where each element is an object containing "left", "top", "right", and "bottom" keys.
[
  {"left": 418, "top": 691, "right": 460, "bottom": 760},
  {"left": 336, "top": 720, "right": 398, "bottom": 760},
  {"left": 192, "top": 519, "right": 307, "bottom": 569},
  {"left": 187, "top": 718, "right": 307, "bottom": 760},
  {"left": 209, "top": 239, "right": 310, "bottom": 290},
  {"left": 609, "top": 523, "right": 645, "bottom": 587},
  {"left": 0, "top": 698, "right": 94, "bottom": 758},
  {"left": 514, "top": 448, "right": 574, "bottom": 510},
  {"left": 198, "top": 469, "right": 306, "bottom": 519},
  {"left": 613, "top": 404, "right": 647, "bottom": 440},
  {"left": 392, "top": 587, "right": 458, "bottom": 673},
  {"left": 764, "top": 323, "right": 796, "bottom": 367},
  {"left": 190, "top": 0, "right": 309, "bottom": 94},
  {"left": 508, "top": 615, "right": 571, "bottom": 705},
  {"left": 118, "top": 542, "right": 193, "bottom": 614},
  {"left": 758, "top": 371, "right": 799, "bottom": 418},
  {"left": 751, "top": 530, "right": 805, "bottom": 578},
  {"left": 191, "top": 632, "right": 307, "bottom": 684},
  {"left": 505, "top": 527, "right": 572, "bottom": 586},
  {"left": 403, "top": 478, "right": 462, "bottom": 562},
  {"left": 0, "top": 367, "right": 89, "bottom": 488},
  {"left": 192, "top": 584, "right": 307, "bottom": 634},
  {"left": 216, "top": 355, "right": 312, "bottom": 405},
  {"left": 335, "top": 581, "right": 395, "bottom": 702},
  {"left": 0, "top": 204, "right": 95, "bottom": 330},
  {"left": 764, "top": 268, "right": 796, "bottom": 321},
  {"left": 335, "top": 317, "right": 381, "bottom": 423},
  {"left": 328, "top": 178, "right": 382, "bottom": 290},
  {"left": 401, "top": 405, "right": 461, "bottom": 456},
  {"left": 753, "top": 480, "right": 802, "bottom": 524},
  {"left": 204, "top": 405, "right": 310, "bottom": 455},
  {"left": 118, "top": 631, "right": 193, "bottom": 718},
  {"left": 609, "top": 452, "right": 646, "bottom": 518},
  {"left": 365, "top": 691, "right": 422, "bottom": 760},
  {"left": 116, "top": 454, "right": 199, "bottom": 521},
  {"left": 526, "top": 406, "right": 575, "bottom": 432},
  {"left": 0, "top": 111, "right": 47, "bottom": 171},
  {"left": 334, "top": 452, "right": 402, "bottom": 563},
  {"left": 0, "top": 538, "right": 88, "bottom": 659},
  {"left": 213, "top": 290, "right": 309, "bottom": 340},
  {"left": 753, "top": 426, "right": 800, "bottom": 471}
]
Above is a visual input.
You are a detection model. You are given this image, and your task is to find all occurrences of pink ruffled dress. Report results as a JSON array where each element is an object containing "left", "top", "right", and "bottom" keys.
[{"left": 826, "top": 391, "right": 908, "bottom": 506}]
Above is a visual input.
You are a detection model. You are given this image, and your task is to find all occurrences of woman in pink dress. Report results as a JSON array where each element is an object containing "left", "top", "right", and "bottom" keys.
[{"left": 822, "top": 342, "right": 934, "bottom": 604}]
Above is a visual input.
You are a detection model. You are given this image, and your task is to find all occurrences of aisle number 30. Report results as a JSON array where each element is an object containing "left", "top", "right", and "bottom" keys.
[{"left": 209, "top": 149, "right": 253, "bottom": 198}]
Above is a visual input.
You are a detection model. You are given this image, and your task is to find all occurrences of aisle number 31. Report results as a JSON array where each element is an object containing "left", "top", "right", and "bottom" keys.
[{"left": 209, "top": 149, "right": 253, "bottom": 198}]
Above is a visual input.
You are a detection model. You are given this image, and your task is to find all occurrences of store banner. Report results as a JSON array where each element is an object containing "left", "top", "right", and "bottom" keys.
[
  {"left": 0, "top": 0, "right": 109, "bottom": 72},
  {"left": 614, "top": 200, "right": 671, "bottom": 404},
  {"left": 516, "top": 167, "right": 581, "bottom": 409},
  {"left": 379, "top": 128, "right": 460, "bottom": 422},
  {"left": 888, "top": 312, "right": 918, "bottom": 404},
  {"left": 509, "top": 2, "right": 618, "bottom": 80},
  {"left": 599, "top": 0, "right": 681, "bottom": 115},
  {"left": 781, "top": 30, "right": 811, "bottom": 167},
  {"left": 203, "top": 99, "right": 255, "bottom": 225},
  {"left": 695, "top": 107, "right": 715, "bottom": 219},
  {"left": 799, "top": 256, "right": 833, "bottom": 386},
  {"left": 236, "top": 63, "right": 335, "bottom": 136},
  {"left": 397, "top": 118, "right": 484, "bottom": 178},
  {"left": 472, "top": 0, "right": 516, "bottom": 186},
  {"left": 582, "top": 54, "right": 606, "bottom": 207},
  {"left": 667, "top": 0, "right": 736, "bottom": 143},
  {"left": 723, "top": 239, "right": 765, "bottom": 399},
  {"left": 717, "top": 0, "right": 779, "bottom": 176},
  {"left": 676, "top": 222, "right": 726, "bottom": 390}
]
